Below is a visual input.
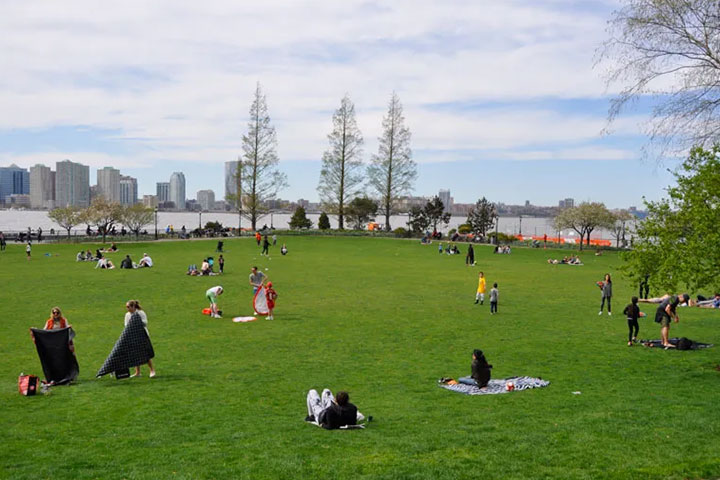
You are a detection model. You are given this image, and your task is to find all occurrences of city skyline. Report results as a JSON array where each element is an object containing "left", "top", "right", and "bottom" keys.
[{"left": 0, "top": 1, "right": 683, "bottom": 209}]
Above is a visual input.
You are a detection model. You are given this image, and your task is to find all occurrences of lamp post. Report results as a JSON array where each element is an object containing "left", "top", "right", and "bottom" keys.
[
  {"left": 519, "top": 215, "right": 523, "bottom": 235},
  {"left": 199, "top": 211, "right": 203, "bottom": 229},
  {"left": 154, "top": 207, "right": 158, "bottom": 240}
]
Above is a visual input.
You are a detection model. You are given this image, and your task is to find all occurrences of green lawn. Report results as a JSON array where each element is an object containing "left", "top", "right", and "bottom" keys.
[{"left": 1, "top": 236, "right": 718, "bottom": 479}]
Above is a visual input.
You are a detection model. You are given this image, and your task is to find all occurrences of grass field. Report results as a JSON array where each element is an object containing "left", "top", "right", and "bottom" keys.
[{"left": 1, "top": 236, "right": 719, "bottom": 479}]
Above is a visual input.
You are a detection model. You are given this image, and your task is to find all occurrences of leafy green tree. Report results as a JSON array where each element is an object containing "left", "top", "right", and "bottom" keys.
[
  {"left": 317, "top": 95, "right": 364, "bottom": 230},
  {"left": 346, "top": 197, "right": 378, "bottom": 230},
  {"left": 624, "top": 146, "right": 720, "bottom": 292},
  {"left": 554, "top": 202, "right": 615, "bottom": 251},
  {"left": 466, "top": 197, "right": 497, "bottom": 236},
  {"left": 48, "top": 206, "right": 84, "bottom": 239},
  {"left": 318, "top": 212, "right": 331, "bottom": 230},
  {"left": 424, "top": 196, "right": 451, "bottom": 231},
  {"left": 240, "top": 83, "right": 288, "bottom": 230},
  {"left": 407, "top": 205, "right": 430, "bottom": 234},
  {"left": 288, "top": 206, "right": 313, "bottom": 229},
  {"left": 367, "top": 92, "right": 417, "bottom": 231},
  {"left": 120, "top": 204, "right": 155, "bottom": 240},
  {"left": 84, "top": 197, "right": 124, "bottom": 243}
]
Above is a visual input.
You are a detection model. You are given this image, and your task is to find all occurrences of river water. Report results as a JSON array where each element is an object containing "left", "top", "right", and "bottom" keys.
[{"left": 0, "top": 209, "right": 616, "bottom": 240}]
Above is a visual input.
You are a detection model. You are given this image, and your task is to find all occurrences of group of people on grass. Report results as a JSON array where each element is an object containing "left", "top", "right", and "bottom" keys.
[
  {"left": 474, "top": 272, "right": 499, "bottom": 314},
  {"left": 205, "top": 266, "right": 278, "bottom": 320},
  {"left": 188, "top": 255, "right": 224, "bottom": 276},
  {"left": 547, "top": 255, "right": 582, "bottom": 265}
]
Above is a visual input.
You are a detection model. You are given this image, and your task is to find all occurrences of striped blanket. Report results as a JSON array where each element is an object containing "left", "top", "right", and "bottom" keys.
[{"left": 439, "top": 376, "right": 550, "bottom": 395}]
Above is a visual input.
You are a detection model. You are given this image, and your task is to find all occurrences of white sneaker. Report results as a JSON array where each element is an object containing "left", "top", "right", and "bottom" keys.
[
  {"left": 267, "top": 316, "right": 273, "bottom": 320},
  {"left": 608, "top": 312, "right": 612, "bottom": 316},
  {"left": 598, "top": 311, "right": 603, "bottom": 316}
]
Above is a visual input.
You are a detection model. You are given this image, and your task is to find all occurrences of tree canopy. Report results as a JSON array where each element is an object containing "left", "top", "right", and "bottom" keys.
[
  {"left": 346, "top": 197, "right": 378, "bottom": 230},
  {"left": 466, "top": 197, "right": 497, "bottom": 237},
  {"left": 288, "top": 206, "right": 313, "bottom": 230},
  {"left": 554, "top": 202, "right": 615, "bottom": 250},
  {"left": 623, "top": 145, "right": 720, "bottom": 292}
]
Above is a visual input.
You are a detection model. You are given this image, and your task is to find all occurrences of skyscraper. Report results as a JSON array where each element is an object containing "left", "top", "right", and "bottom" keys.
[
  {"left": 55, "top": 160, "right": 90, "bottom": 207},
  {"left": 169, "top": 172, "right": 186, "bottom": 210},
  {"left": 0, "top": 164, "right": 30, "bottom": 205},
  {"left": 96, "top": 166, "right": 121, "bottom": 203},
  {"left": 156, "top": 182, "right": 170, "bottom": 203},
  {"left": 225, "top": 160, "right": 239, "bottom": 199},
  {"left": 119, "top": 175, "right": 138, "bottom": 205},
  {"left": 29, "top": 164, "right": 55, "bottom": 209},
  {"left": 197, "top": 190, "right": 216, "bottom": 211},
  {"left": 438, "top": 189, "right": 452, "bottom": 212}
]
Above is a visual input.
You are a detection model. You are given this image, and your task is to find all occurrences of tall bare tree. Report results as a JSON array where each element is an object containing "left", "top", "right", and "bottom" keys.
[
  {"left": 599, "top": 0, "right": 720, "bottom": 155},
  {"left": 121, "top": 204, "right": 155, "bottom": 240},
  {"left": 317, "top": 95, "right": 364, "bottom": 230},
  {"left": 368, "top": 92, "right": 417, "bottom": 231},
  {"left": 240, "top": 83, "right": 287, "bottom": 230}
]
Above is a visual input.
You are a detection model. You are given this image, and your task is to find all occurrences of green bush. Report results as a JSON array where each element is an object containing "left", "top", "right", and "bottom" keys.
[
  {"left": 458, "top": 224, "right": 472, "bottom": 234},
  {"left": 393, "top": 227, "right": 410, "bottom": 238}
]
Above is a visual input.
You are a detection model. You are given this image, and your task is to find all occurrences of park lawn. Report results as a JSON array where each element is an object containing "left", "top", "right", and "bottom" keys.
[{"left": 0, "top": 236, "right": 718, "bottom": 480}]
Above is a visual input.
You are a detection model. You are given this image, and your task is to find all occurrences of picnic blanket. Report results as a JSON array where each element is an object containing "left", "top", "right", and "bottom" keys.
[
  {"left": 439, "top": 376, "right": 550, "bottom": 395},
  {"left": 30, "top": 327, "right": 79, "bottom": 385},
  {"left": 96, "top": 313, "right": 154, "bottom": 377},
  {"left": 640, "top": 338, "right": 714, "bottom": 350}
]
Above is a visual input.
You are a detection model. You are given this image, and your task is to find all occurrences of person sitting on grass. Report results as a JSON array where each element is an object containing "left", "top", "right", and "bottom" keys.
[
  {"left": 105, "top": 242, "right": 118, "bottom": 252},
  {"left": 206, "top": 286, "right": 223, "bottom": 318},
  {"left": 120, "top": 255, "right": 133, "bottom": 269},
  {"left": 281, "top": 244, "right": 288, "bottom": 256},
  {"left": 76, "top": 251, "right": 85, "bottom": 262},
  {"left": 138, "top": 253, "right": 153, "bottom": 268},
  {"left": 458, "top": 349, "right": 492, "bottom": 388},
  {"left": 305, "top": 389, "right": 363, "bottom": 429},
  {"left": 85, "top": 250, "right": 93, "bottom": 261},
  {"left": 95, "top": 257, "right": 116, "bottom": 269},
  {"left": 201, "top": 259, "right": 211, "bottom": 275}
]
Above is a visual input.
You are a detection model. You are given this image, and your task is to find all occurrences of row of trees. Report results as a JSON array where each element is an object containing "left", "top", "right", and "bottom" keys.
[
  {"left": 554, "top": 203, "right": 634, "bottom": 251},
  {"left": 225, "top": 86, "right": 417, "bottom": 233},
  {"left": 48, "top": 198, "right": 155, "bottom": 242},
  {"left": 289, "top": 197, "right": 380, "bottom": 230}
]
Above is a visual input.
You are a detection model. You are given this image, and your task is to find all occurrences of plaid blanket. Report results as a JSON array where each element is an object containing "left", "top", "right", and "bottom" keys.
[
  {"left": 31, "top": 327, "right": 79, "bottom": 384},
  {"left": 439, "top": 376, "right": 550, "bottom": 395},
  {"left": 96, "top": 313, "right": 154, "bottom": 377}
]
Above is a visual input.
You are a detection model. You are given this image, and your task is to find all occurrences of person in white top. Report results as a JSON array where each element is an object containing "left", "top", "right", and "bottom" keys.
[
  {"left": 124, "top": 299, "right": 156, "bottom": 378},
  {"left": 206, "top": 286, "right": 223, "bottom": 318},
  {"left": 138, "top": 253, "right": 153, "bottom": 268}
]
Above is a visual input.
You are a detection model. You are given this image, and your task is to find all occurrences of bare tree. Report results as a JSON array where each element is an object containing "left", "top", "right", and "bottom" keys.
[
  {"left": 121, "top": 204, "right": 155, "bottom": 240},
  {"left": 48, "top": 206, "right": 83, "bottom": 239},
  {"left": 609, "top": 210, "right": 635, "bottom": 247},
  {"left": 240, "top": 83, "right": 288, "bottom": 231},
  {"left": 368, "top": 92, "right": 417, "bottom": 231},
  {"left": 317, "top": 95, "right": 364, "bottom": 230},
  {"left": 599, "top": 0, "right": 720, "bottom": 155}
]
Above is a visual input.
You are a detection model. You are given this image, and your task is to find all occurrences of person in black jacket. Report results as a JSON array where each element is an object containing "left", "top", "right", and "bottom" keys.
[
  {"left": 120, "top": 255, "right": 133, "bottom": 269},
  {"left": 623, "top": 296, "right": 641, "bottom": 346},
  {"left": 306, "top": 389, "right": 361, "bottom": 429},
  {"left": 470, "top": 349, "right": 492, "bottom": 388}
]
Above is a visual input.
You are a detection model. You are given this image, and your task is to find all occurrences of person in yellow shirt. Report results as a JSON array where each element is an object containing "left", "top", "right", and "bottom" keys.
[{"left": 475, "top": 272, "right": 487, "bottom": 305}]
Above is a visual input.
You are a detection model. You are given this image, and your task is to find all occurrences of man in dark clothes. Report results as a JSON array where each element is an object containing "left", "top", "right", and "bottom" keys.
[
  {"left": 120, "top": 255, "right": 133, "bottom": 269},
  {"left": 655, "top": 294, "right": 688, "bottom": 348},
  {"left": 306, "top": 389, "right": 361, "bottom": 429},
  {"left": 261, "top": 235, "right": 270, "bottom": 256}
]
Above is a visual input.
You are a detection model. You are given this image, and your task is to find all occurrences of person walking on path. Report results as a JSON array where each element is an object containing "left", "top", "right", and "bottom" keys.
[
  {"left": 598, "top": 273, "right": 612, "bottom": 316},
  {"left": 475, "top": 272, "right": 487, "bottom": 305}
]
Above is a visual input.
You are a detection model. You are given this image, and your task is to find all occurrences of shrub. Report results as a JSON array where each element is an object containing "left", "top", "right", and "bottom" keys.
[
  {"left": 458, "top": 224, "right": 472, "bottom": 234},
  {"left": 393, "top": 227, "right": 410, "bottom": 238}
]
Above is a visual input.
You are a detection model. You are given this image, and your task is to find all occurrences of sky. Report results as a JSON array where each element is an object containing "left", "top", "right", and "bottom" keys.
[{"left": 0, "top": 0, "right": 682, "bottom": 209}]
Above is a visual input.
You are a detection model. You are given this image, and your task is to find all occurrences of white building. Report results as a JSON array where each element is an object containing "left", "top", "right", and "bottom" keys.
[
  {"left": 197, "top": 189, "right": 216, "bottom": 211},
  {"left": 119, "top": 175, "right": 138, "bottom": 205},
  {"left": 169, "top": 172, "right": 186, "bottom": 210},
  {"left": 96, "top": 167, "right": 121, "bottom": 203},
  {"left": 225, "top": 160, "right": 239, "bottom": 200},
  {"left": 30, "top": 164, "right": 55, "bottom": 209},
  {"left": 55, "top": 160, "right": 90, "bottom": 207},
  {"left": 438, "top": 189, "right": 452, "bottom": 212}
]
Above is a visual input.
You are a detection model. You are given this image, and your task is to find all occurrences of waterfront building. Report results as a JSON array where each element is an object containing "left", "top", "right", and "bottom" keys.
[
  {"left": 119, "top": 175, "right": 138, "bottom": 205},
  {"left": 197, "top": 189, "right": 215, "bottom": 211},
  {"left": 96, "top": 167, "right": 121, "bottom": 203},
  {"left": 30, "top": 164, "right": 55, "bottom": 209},
  {"left": 55, "top": 160, "right": 90, "bottom": 207},
  {"left": 169, "top": 172, "right": 186, "bottom": 211},
  {"left": 0, "top": 164, "right": 30, "bottom": 205}
]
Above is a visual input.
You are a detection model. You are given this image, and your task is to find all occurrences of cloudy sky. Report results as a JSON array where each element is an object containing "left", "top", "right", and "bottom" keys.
[{"left": 0, "top": 0, "right": 678, "bottom": 208}]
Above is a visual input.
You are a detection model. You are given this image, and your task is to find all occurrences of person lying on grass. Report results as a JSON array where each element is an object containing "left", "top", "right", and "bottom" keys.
[{"left": 305, "top": 389, "right": 364, "bottom": 429}]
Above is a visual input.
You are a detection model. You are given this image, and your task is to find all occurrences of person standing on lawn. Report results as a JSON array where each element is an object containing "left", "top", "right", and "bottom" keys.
[{"left": 475, "top": 272, "right": 487, "bottom": 305}]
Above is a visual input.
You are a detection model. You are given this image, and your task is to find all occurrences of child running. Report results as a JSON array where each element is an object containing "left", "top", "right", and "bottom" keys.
[
  {"left": 206, "top": 286, "right": 223, "bottom": 318},
  {"left": 623, "top": 296, "right": 640, "bottom": 346},
  {"left": 265, "top": 282, "right": 278, "bottom": 320},
  {"left": 474, "top": 272, "right": 486, "bottom": 305},
  {"left": 489, "top": 283, "right": 499, "bottom": 314}
]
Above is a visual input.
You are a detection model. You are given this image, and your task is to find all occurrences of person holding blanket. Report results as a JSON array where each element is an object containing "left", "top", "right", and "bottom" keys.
[{"left": 124, "top": 300, "right": 155, "bottom": 378}]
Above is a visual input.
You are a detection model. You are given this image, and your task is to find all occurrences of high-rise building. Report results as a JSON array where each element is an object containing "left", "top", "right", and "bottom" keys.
[
  {"left": 559, "top": 198, "right": 575, "bottom": 209},
  {"left": 225, "top": 160, "right": 240, "bottom": 200},
  {"left": 0, "top": 164, "right": 30, "bottom": 205},
  {"left": 169, "top": 172, "right": 186, "bottom": 210},
  {"left": 197, "top": 190, "right": 216, "bottom": 211},
  {"left": 119, "top": 175, "right": 138, "bottom": 205},
  {"left": 55, "top": 160, "right": 90, "bottom": 207},
  {"left": 143, "top": 195, "right": 158, "bottom": 208},
  {"left": 438, "top": 189, "right": 452, "bottom": 213},
  {"left": 156, "top": 182, "right": 170, "bottom": 203},
  {"left": 30, "top": 164, "right": 55, "bottom": 209},
  {"left": 96, "top": 167, "right": 121, "bottom": 203}
]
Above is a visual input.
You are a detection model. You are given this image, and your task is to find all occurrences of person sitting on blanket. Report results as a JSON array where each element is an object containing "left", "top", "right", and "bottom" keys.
[
  {"left": 305, "top": 389, "right": 362, "bottom": 429},
  {"left": 458, "top": 349, "right": 492, "bottom": 388}
]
